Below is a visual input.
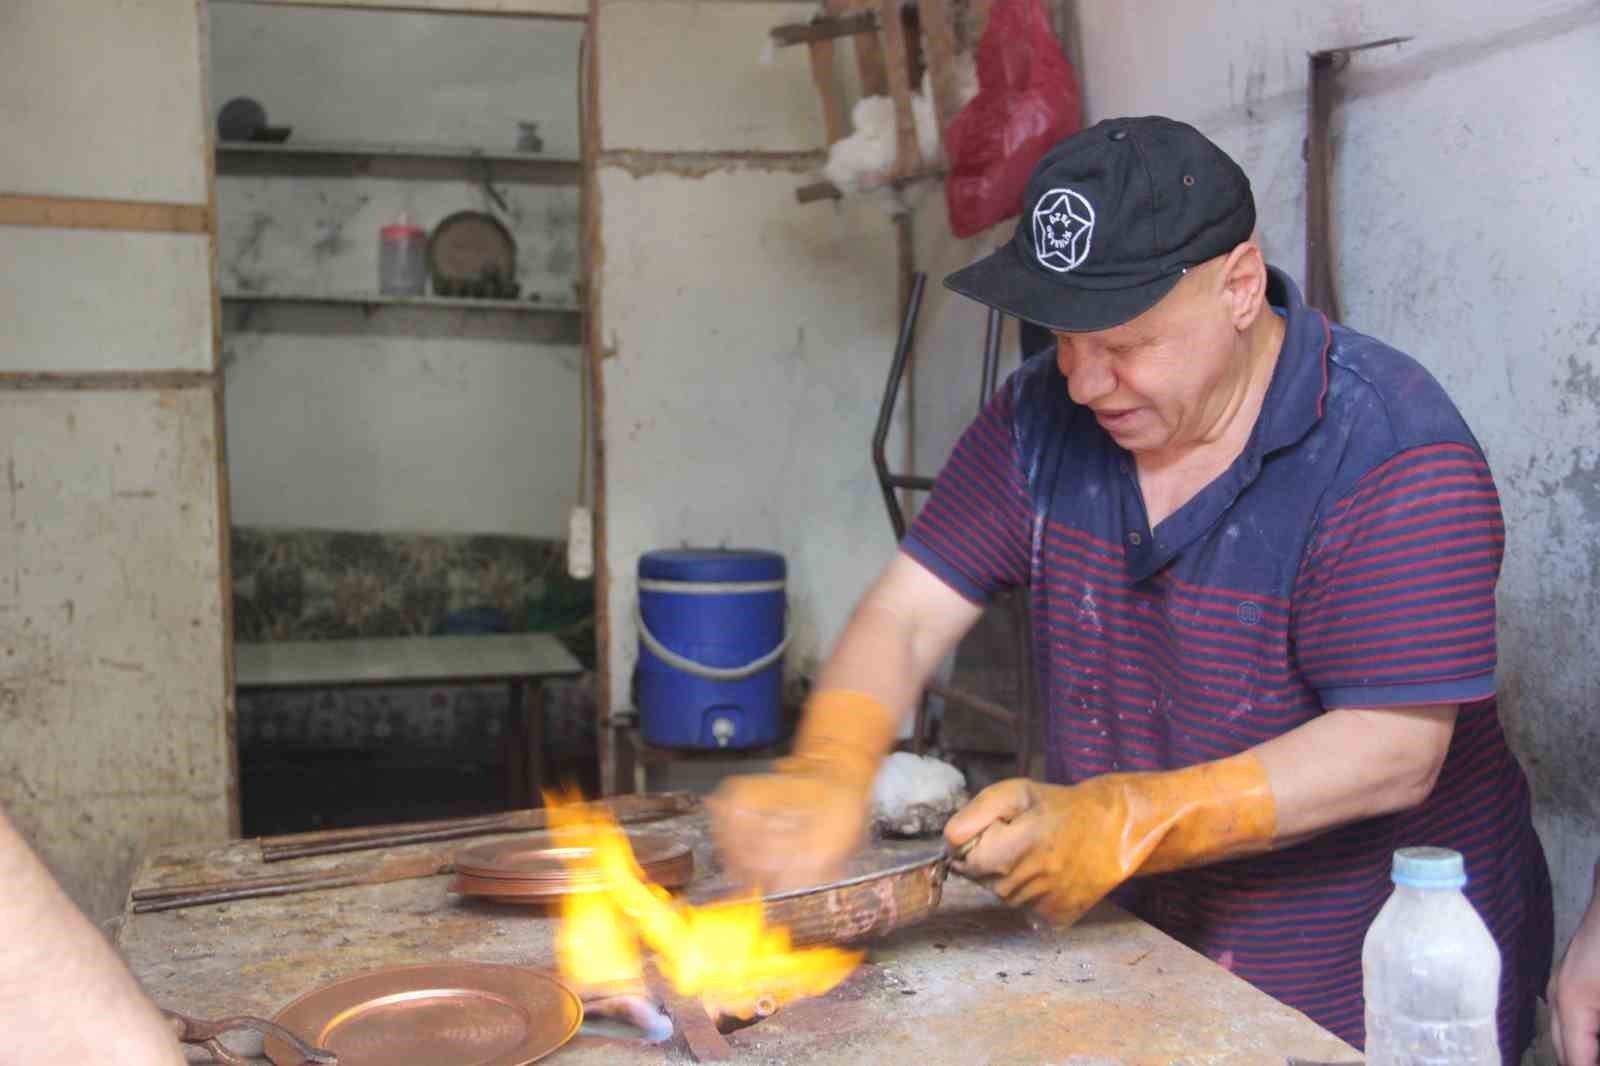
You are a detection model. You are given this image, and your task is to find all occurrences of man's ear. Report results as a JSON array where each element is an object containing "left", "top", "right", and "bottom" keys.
[{"left": 1217, "top": 240, "right": 1268, "bottom": 331}]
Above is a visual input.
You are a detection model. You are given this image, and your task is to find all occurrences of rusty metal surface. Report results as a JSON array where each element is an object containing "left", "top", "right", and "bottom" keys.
[
  {"left": 263, "top": 962, "right": 581, "bottom": 1066},
  {"left": 124, "top": 811, "right": 1357, "bottom": 1065}
]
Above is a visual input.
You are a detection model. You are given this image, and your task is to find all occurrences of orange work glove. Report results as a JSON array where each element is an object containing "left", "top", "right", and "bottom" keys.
[
  {"left": 708, "top": 690, "right": 899, "bottom": 894},
  {"left": 945, "top": 753, "right": 1277, "bottom": 927}
]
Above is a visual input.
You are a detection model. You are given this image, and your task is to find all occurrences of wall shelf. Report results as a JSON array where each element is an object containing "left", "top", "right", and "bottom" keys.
[
  {"left": 221, "top": 289, "right": 582, "bottom": 315},
  {"left": 216, "top": 140, "right": 581, "bottom": 184}
]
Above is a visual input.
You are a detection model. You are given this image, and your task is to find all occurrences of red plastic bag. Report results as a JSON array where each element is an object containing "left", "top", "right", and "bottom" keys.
[{"left": 944, "top": 0, "right": 1083, "bottom": 238}]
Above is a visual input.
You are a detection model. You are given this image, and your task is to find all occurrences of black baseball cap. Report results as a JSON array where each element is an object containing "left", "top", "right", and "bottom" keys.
[{"left": 944, "top": 116, "right": 1256, "bottom": 333}]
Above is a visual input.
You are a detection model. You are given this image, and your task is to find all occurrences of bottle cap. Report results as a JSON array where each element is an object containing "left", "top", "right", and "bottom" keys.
[
  {"left": 1391, "top": 846, "right": 1468, "bottom": 889},
  {"left": 381, "top": 212, "right": 425, "bottom": 240}
]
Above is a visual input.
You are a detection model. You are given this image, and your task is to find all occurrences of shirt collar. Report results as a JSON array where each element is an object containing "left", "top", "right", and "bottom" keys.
[
  {"left": 1255, "top": 266, "right": 1332, "bottom": 457},
  {"left": 1120, "top": 267, "right": 1331, "bottom": 583}
]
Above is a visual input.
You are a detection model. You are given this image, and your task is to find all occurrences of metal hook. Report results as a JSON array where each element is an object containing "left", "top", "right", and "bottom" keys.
[{"left": 163, "top": 1008, "right": 338, "bottom": 1065}]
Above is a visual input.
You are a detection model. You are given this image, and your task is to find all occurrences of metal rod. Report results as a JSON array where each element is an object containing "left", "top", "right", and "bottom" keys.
[
  {"left": 1305, "top": 51, "right": 1340, "bottom": 319},
  {"left": 926, "top": 680, "right": 1017, "bottom": 728},
  {"left": 1305, "top": 35, "right": 1411, "bottom": 320},
  {"left": 259, "top": 791, "right": 697, "bottom": 862},
  {"left": 980, "top": 306, "right": 1003, "bottom": 405},
  {"left": 872, "top": 272, "right": 927, "bottom": 541}
]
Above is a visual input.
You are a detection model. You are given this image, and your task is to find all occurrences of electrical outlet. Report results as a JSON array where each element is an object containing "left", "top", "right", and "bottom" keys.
[{"left": 567, "top": 505, "right": 593, "bottom": 579}]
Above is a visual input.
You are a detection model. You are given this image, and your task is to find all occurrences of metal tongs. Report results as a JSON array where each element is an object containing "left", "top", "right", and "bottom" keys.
[
  {"left": 163, "top": 1008, "right": 338, "bottom": 1065},
  {"left": 937, "top": 827, "right": 986, "bottom": 883}
]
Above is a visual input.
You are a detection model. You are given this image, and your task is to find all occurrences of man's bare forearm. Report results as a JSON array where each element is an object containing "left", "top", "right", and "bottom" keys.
[
  {"left": 812, "top": 553, "right": 985, "bottom": 725},
  {"left": 0, "top": 810, "right": 183, "bottom": 1065}
]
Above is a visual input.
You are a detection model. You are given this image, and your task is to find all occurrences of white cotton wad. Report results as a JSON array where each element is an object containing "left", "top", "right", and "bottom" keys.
[
  {"left": 821, "top": 84, "right": 946, "bottom": 197},
  {"left": 870, "top": 751, "right": 969, "bottom": 837}
]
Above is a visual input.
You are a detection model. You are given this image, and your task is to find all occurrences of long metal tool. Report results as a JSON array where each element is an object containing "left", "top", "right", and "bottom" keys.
[
  {"left": 257, "top": 790, "right": 698, "bottom": 862},
  {"left": 1305, "top": 35, "right": 1412, "bottom": 319}
]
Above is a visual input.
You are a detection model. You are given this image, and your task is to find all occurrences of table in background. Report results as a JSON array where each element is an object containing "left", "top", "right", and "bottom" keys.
[{"left": 235, "top": 633, "right": 583, "bottom": 808}]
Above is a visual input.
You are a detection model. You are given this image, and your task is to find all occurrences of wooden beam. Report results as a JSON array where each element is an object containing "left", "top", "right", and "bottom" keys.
[
  {"left": 210, "top": 0, "right": 587, "bottom": 18},
  {"left": 808, "top": 40, "right": 848, "bottom": 145},
  {"left": 0, "top": 371, "right": 217, "bottom": 391},
  {"left": 0, "top": 194, "right": 211, "bottom": 235},
  {"left": 917, "top": 0, "right": 962, "bottom": 138},
  {"left": 829, "top": 0, "right": 888, "bottom": 97},
  {"left": 796, "top": 181, "right": 844, "bottom": 204},
  {"left": 877, "top": 0, "right": 923, "bottom": 178},
  {"left": 971, "top": 0, "right": 993, "bottom": 40},
  {"left": 770, "top": 11, "right": 877, "bottom": 47}
]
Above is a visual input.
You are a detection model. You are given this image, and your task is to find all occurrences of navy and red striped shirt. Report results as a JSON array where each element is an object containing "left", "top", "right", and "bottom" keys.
[{"left": 904, "top": 268, "right": 1552, "bottom": 1058}]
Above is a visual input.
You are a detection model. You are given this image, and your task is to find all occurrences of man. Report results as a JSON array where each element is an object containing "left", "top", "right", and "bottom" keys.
[
  {"left": 0, "top": 806, "right": 184, "bottom": 1064},
  {"left": 1553, "top": 863, "right": 1600, "bottom": 1063},
  {"left": 711, "top": 116, "right": 1552, "bottom": 1059}
]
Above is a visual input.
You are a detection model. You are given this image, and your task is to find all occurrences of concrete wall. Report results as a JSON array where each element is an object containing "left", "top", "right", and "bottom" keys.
[
  {"left": 0, "top": 1, "right": 230, "bottom": 924},
  {"left": 914, "top": 0, "right": 1600, "bottom": 954},
  {"left": 209, "top": 3, "right": 586, "bottom": 538},
  {"left": 591, "top": 0, "right": 904, "bottom": 778}
]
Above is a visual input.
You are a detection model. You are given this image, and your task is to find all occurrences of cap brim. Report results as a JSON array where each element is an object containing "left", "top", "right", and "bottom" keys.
[{"left": 943, "top": 242, "right": 1184, "bottom": 333}]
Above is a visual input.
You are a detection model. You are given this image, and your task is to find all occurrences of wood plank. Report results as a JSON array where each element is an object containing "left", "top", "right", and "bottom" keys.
[
  {"left": 771, "top": 11, "right": 877, "bottom": 47},
  {"left": 213, "top": 0, "right": 587, "bottom": 19},
  {"left": 917, "top": 0, "right": 962, "bottom": 138},
  {"left": 829, "top": 0, "right": 888, "bottom": 97},
  {"left": 877, "top": 0, "right": 923, "bottom": 178},
  {"left": 971, "top": 0, "right": 993, "bottom": 42},
  {"left": 808, "top": 40, "right": 848, "bottom": 145},
  {"left": 0, "top": 194, "right": 210, "bottom": 234}
]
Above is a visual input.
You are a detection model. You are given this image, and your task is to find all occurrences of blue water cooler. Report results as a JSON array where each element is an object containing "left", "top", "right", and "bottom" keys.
[{"left": 636, "top": 549, "right": 787, "bottom": 750}]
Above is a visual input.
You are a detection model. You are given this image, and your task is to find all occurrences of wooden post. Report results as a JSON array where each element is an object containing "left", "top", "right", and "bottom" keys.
[
  {"left": 807, "top": 39, "right": 848, "bottom": 145},
  {"left": 917, "top": 0, "right": 962, "bottom": 138},
  {"left": 829, "top": 0, "right": 888, "bottom": 97},
  {"left": 877, "top": 0, "right": 923, "bottom": 178}
]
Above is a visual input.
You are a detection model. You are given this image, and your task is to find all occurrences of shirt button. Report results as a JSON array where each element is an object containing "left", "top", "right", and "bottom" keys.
[{"left": 1127, "top": 532, "right": 1143, "bottom": 546}]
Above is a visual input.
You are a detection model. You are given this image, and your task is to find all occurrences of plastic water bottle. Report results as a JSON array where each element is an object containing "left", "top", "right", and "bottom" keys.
[{"left": 1362, "top": 847, "right": 1501, "bottom": 1065}]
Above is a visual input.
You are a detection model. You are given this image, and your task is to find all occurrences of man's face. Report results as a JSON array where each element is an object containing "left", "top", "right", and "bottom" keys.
[{"left": 1052, "top": 258, "right": 1246, "bottom": 458}]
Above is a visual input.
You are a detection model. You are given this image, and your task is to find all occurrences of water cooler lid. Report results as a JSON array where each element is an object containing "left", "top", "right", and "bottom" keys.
[
  {"left": 638, "top": 549, "right": 785, "bottom": 584},
  {"left": 1391, "top": 846, "right": 1467, "bottom": 889}
]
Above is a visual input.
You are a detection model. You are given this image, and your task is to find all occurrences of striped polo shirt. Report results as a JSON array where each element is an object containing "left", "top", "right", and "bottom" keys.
[{"left": 904, "top": 268, "right": 1552, "bottom": 1057}]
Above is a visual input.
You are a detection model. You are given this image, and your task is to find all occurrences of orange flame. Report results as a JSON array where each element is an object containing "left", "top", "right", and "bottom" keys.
[{"left": 546, "top": 791, "right": 861, "bottom": 1019}]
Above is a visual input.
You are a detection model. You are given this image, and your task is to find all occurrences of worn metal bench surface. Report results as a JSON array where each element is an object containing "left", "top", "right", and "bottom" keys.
[{"left": 123, "top": 810, "right": 1358, "bottom": 1065}]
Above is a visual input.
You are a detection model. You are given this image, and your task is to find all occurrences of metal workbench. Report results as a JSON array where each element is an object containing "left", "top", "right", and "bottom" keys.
[{"left": 121, "top": 810, "right": 1358, "bottom": 1064}]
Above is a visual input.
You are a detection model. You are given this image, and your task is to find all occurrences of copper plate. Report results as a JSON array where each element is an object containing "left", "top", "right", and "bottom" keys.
[
  {"left": 451, "top": 831, "right": 694, "bottom": 902},
  {"left": 264, "top": 962, "right": 581, "bottom": 1066}
]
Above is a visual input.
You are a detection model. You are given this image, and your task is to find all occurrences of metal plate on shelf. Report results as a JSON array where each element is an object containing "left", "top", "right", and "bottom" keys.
[
  {"left": 265, "top": 962, "right": 582, "bottom": 1066},
  {"left": 428, "top": 210, "right": 517, "bottom": 295}
]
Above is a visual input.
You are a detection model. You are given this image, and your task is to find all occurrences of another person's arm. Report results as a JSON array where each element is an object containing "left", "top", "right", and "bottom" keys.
[
  {"left": 1551, "top": 860, "right": 1600, "bottom": 1065},
  {"left": 708, "top": 553, "right": 983, "bottom": 891},
  {"left": 0, "top": 808, "right": 183, "bottom": 1065}
]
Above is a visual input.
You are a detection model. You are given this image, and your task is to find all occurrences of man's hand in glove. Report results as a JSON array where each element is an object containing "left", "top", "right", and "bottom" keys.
[
  {"left": 944, "top": 754, "right": 1277, "bottom": 927},
  {"left": 709, "top": 690, "right": 898, "bottom": 894}
]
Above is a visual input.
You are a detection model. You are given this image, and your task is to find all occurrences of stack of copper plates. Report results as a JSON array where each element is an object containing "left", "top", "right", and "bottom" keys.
[{"left": 451, "top": 831, "right": 694, "bottom": 902}]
